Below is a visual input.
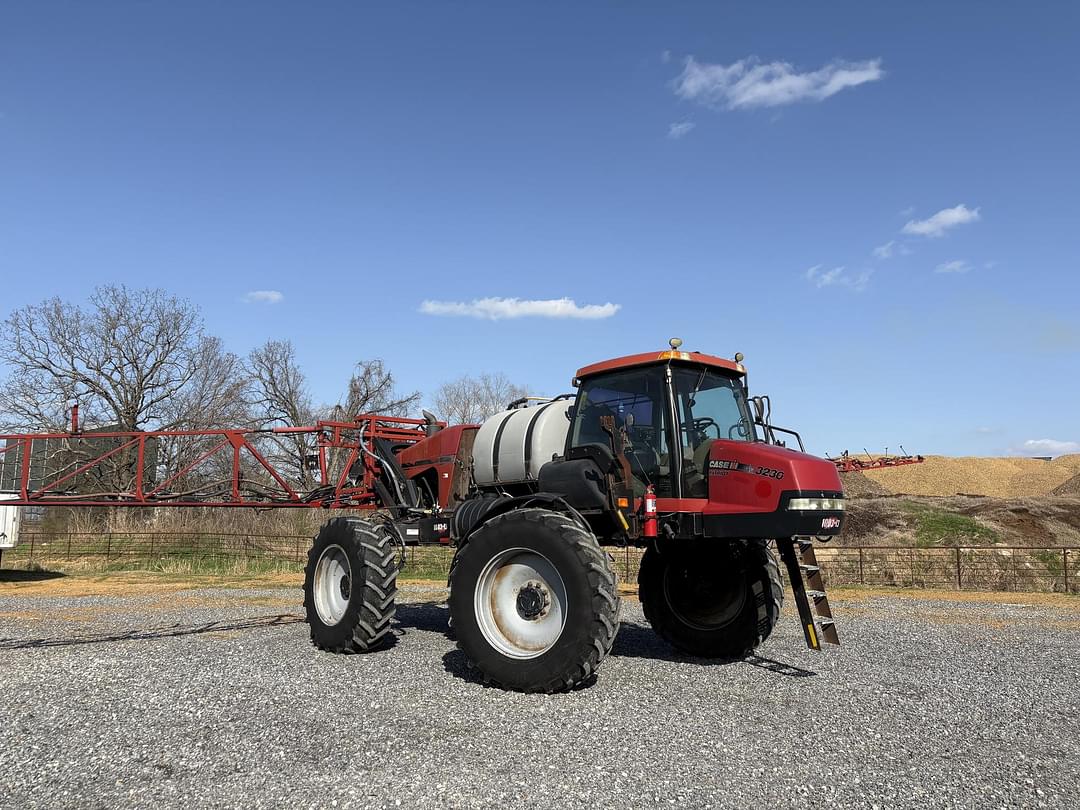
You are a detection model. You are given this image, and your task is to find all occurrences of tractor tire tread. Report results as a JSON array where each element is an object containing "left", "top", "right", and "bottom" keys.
[
  {"left": 303, "top": 516, "right": 398, "bottom": 654},
  {"left": 449, "top": 507, "right": 620, "bottom": 694},
  {"left": 640, "top": 539, "right": 783, "bottom": 659}
]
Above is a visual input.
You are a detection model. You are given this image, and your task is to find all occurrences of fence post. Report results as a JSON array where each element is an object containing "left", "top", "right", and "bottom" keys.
[
  {"left": 106, "top": 532, "right": 112, "bottom": 561},
  {"left": 67, "top": 531, "right": 72, "bottom": 561},
  {"left": 29, "top": 534, "right": 35, "bottom": 565},
  {"left": 1064, "top": 548, "right": 1070, "bottom": 594},
  {"left": 295, "top": 536, "right": 301, "bottom": 564},
  {"left": 859, "top": 547, "right": 865, "bottom": 585},
  {"left": 955, "top": 546, "right": 962, "bottom": 590}
]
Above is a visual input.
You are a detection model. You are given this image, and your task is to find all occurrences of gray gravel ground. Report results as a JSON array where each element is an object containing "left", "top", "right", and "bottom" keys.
[{"left": 1, "top": 578, "right": 1078, "bottom": 809}]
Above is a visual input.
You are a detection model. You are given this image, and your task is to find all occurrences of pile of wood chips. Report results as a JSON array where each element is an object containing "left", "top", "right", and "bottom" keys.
[{"left": 851, "top": 454, "right": 1080, "bottom": 498}]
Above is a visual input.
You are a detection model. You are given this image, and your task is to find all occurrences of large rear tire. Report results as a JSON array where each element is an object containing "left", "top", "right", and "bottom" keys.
[
  {"left": 639, "top": 540, "right": 782, "bottom": 659},
  {"left": 303, "top": 517, "right": 398, "bottom": 653},
  {"left": 448, "top": 508, "right": 620, "bottom": 693}
]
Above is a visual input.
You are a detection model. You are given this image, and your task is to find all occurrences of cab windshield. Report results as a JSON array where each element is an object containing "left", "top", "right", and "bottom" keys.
[
  {"left": 671, "top": 367, "right": 756, "bottom": 497},
  {"left": 567, "top": 364, "right": 754, "bottom": 499}
]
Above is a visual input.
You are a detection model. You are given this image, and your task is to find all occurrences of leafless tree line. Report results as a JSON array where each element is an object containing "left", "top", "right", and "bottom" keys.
[{"left": 0, "top": 286, "right": 529, "bottom": 497}]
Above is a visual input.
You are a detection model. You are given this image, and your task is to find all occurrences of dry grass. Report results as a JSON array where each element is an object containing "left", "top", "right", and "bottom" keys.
[
  {"left": 0, "top": 570, "right": 303, "bottom": 598},
  {"left": 3, "top": 570, "right": 1076, "bottom": 613},
  {"left": 829, "top": 585, "right": 1080, "bottom": 610}
]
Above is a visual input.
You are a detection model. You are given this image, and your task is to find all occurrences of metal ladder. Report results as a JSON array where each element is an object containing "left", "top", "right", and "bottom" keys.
[{"left": 776, "top": 537, "right": 839, "bottom": 650}]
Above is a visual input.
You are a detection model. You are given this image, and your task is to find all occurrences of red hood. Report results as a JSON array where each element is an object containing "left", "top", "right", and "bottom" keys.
[{"left": 704, "top": 440, "right": 843, "bottom": 515}]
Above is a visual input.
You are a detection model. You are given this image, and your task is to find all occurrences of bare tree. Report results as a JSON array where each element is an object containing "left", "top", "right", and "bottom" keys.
[
  {"left": 246, "top": 339, "right": 317, "bottom": 487},
  {"left": 0, "top": 285, "right": 237, "bottom": 432},
  {"left": 155, "top": 336, "right": 252, "bottom": 486},
  {"left": 246, "top": 351, "right": 421, "bottom": 486},
  {"left": 0, "top": 286, "right": 247, "bottom": 494},
  {"left": 432, "top": 372, "right": 529, "bottom": 425},
  {"left": 336, "top": 359, "right": 421, "bottom": 419}
]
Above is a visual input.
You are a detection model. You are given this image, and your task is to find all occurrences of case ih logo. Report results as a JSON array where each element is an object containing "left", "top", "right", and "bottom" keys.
[
  {"left": 821, "top": 516, "right": 841, "bottom": 530},
  {"left": 708, "top": 459, "right": 784, "bottom": 480}
]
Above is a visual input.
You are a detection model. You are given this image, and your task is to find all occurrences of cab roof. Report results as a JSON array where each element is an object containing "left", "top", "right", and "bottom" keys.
[{"left": 575, "top": 350, "right": 745, "bottom": 382}]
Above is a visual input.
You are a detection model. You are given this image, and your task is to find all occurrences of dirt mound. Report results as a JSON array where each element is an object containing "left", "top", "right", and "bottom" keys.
[
  {"left": 840, "top": 471, "right": 891, "bottom": 497},
  {"left": 840, "top": 494, "right": 1080, "bottom": 547},
  {"left": 860, "top": 455, "right": 1080, "bottom": 498},
  {"left": 1051, "top": 473, "right": 1080, "bottom": 496}
]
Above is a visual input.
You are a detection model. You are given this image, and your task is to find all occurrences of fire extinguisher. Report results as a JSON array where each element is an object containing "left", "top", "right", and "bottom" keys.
[{"left": 643, "top": 484, "right": 658, "bottom": 538}]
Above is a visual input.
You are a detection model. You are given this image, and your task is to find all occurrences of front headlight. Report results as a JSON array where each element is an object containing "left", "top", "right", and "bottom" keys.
[{"left": 787, "top": 497, "right": 845, "bottom": 511}]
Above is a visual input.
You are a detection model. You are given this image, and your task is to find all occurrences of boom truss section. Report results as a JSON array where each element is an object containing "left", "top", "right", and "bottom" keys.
[{"left": 0, "top": 415, "right": 435, "bottom": 509}]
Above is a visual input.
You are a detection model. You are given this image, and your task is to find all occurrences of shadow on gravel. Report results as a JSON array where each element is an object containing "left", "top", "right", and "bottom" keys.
[
  {"left": 611, "top": 621, "right": 817, "bottom": 678},
  {"left": 439, "top": 648, "right": 600, "bottom": 691},
  {"left": 393, "top": 602, "right": 452, "bottom": 639},
  {"left": 0, "top": 613, "right": 302, "bottom": 650},
  {"left": 434, "top": 614, "right": 816, "bottom": 690},
  {"left": 0, "top": 568, "right": 67, "bottom": 583}
]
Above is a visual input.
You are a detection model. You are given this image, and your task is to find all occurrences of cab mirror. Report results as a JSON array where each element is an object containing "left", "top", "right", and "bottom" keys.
[{"left": 751, "top": 397, "right": 766, "bottom": 422}]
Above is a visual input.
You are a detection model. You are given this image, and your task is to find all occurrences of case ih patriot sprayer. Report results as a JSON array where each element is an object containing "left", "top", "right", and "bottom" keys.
[{"left": 0, "top": 341, "right": 845, "bottom": 692}]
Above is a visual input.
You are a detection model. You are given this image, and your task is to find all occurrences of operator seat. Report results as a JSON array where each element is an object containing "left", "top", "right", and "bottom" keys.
[{"left": 577, "top": 402, "right": 650, "bottom": 499}]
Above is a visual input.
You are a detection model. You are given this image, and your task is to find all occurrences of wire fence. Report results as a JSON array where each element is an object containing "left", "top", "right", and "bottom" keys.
[{"left": 2, "top": 532, "right": 1078, "bottom": 594}]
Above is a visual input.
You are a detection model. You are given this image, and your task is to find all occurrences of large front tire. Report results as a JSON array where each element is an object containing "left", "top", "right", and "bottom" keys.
[
  {"left": 639, "top": 540, "right": 782, "bottom": 659},
  {"left": 303, "top": 517, "right": 398, "bottom": 653},
  {"left": 448, "top": 508, "right": 620, "bottom": 693}
]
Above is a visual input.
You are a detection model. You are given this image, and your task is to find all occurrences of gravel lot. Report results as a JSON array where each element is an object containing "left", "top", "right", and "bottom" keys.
[{"left": 1, "top": 576, "right": 1078, "bottom": 809}]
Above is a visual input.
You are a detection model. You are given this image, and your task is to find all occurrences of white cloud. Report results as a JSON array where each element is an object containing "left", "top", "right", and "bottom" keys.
[
  {"left": 242, "top": 290, "right": 284, "bottom": 304},
  {"left": 873, "top": 241, "right": 895, "bottom": 260},
  {"left": 419, "top": 297, "right": 620, "bottom": 320},
  {"left": 805, "top": 265, "right": 872, "bottom": 292},
  {"left": 872, "top": 240, "right": 912, "bottom": 260},
  {"left": 673, "top": 56, "right": 883, "bottom": 110},
  {"left": 873, "top": 240, "right": 896, "bottom": 259},
  {"left": 935, "top": 259, "right": 972, "bottom": 274},
  {"left": 975, "top": 427, "right": 999, "bottom": 435},
  {"left": 661, "top": 50, "right": 672, "bottom": 64},
  {"left": 901, "top": 204, "right": 980, "bottom": 238},
  {"left": 667, "top": 121, "right": 695, "bottom": 139},
  {"left": 1014, "top": 439, "right": 1080, "bottom": 457}
]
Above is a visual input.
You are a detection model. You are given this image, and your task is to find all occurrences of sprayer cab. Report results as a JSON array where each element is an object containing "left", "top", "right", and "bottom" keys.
[{"left": 565, "top": 342, "right": 845, "bottom": 540}]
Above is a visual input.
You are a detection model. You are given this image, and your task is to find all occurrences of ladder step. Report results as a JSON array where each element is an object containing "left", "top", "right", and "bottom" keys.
[
  {"left": 799, "top": 564, "right": 821, "bottom": 574},
  {"left": 807, "top": 590, "right": 827, "bottom": 600},
  {"left": 816, "top": 617, "right": 835, "bottom": 627},
  {"left": 817, "top": 618, "right": 840, "bottom": 645}
]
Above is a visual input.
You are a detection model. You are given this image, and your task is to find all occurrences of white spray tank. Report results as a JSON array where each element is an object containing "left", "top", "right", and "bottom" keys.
[{"left": 472, "top": 399, "right": 573, "bottom": 487}]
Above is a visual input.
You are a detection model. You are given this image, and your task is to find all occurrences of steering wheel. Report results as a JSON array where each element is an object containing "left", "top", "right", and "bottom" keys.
[{"left": 693, "top": 417, "right": 720, "bottom": 439}]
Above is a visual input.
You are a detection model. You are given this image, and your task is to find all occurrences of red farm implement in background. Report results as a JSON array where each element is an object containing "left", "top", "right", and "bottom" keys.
[{"left": 830, "top": 448, "right": 925, "bottom": 473}]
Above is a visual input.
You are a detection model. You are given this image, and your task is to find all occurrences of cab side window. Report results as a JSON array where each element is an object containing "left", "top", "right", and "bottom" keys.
[{"left": 569, "top": 369, "right": 672, "bottom": 497}]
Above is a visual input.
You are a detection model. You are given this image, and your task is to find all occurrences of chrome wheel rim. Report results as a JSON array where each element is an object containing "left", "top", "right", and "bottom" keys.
[
  {"left": 474, "top": 547, "right": 567, "bottom": 659},
  {"left": 314, "top": 544, "right": 352, "bottom": 626}
]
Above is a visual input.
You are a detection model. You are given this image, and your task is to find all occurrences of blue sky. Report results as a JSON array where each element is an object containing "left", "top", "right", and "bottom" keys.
[{"left": 1, "top": 2, "right": 1078, "bottom": 457}]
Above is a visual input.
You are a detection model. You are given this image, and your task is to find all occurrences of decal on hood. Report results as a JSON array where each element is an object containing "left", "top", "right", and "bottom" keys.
[{"left": 709, "top": 459, "right": 784, "bottom": 480}]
